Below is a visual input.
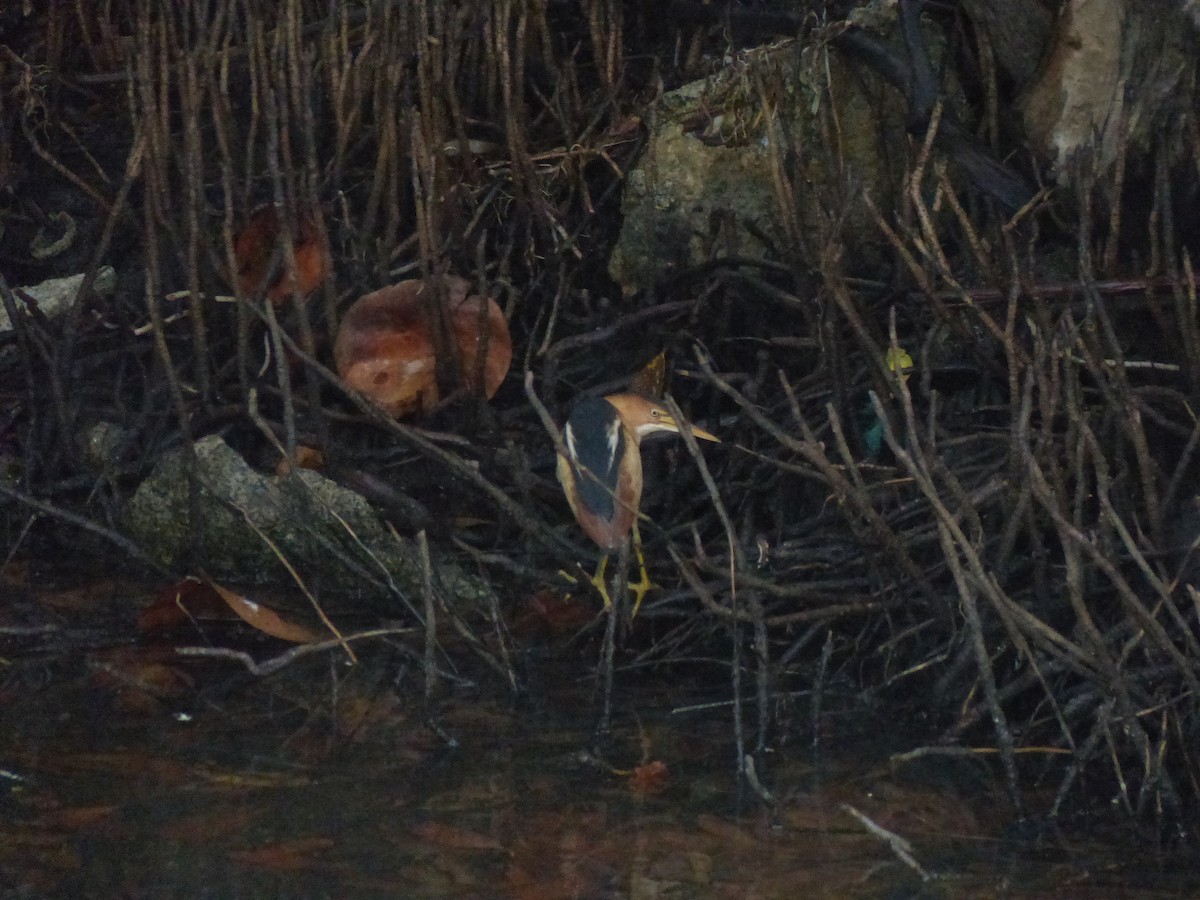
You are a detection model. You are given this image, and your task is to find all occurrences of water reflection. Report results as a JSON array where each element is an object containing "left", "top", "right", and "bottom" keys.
[{"left": 1, "top": 607, "right": 1195, "bottom": 898}]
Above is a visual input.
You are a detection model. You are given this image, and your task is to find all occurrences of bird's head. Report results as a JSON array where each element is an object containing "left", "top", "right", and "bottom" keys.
[{"left": 605, "top": 394, "right": 720, "bottom": 444}]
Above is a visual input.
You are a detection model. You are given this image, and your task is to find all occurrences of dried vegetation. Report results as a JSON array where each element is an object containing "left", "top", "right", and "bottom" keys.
[{"left": 2, "top": 1, "right": 1200, "bottom": 829}]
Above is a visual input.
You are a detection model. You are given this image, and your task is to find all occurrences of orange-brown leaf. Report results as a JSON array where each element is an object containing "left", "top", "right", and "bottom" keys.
[
  {"left": 208, "top": 581, "right": 318, "bottom": 643},
  {"left": 138, "top": 579, "right": 229, "bottom": 633}
]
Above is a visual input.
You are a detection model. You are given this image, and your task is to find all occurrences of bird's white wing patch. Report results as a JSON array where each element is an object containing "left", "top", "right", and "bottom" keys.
[
  {"left": 564, "top": 421, "right": 578, "bottom": 462},
  {"left": 605, "top": 416, "right": 621, "bottom": 466}
]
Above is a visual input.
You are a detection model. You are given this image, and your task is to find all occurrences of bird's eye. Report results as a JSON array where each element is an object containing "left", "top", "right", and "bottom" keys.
[{"left": 651, "top": 409, "right": 661, "bottom": 418}]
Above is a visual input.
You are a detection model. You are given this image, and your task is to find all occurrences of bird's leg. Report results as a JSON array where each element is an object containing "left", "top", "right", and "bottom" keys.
[
  {"left": 626, "top": 524, "right": 654, "bottom": 618},
  {"left": 558, "top": 556, "right": 618, "bottom": 611},
  {"left": 589, "top": 554, "right": 614, "bottom": 610},
  {"left": 567, "top": 540, "right": 650, "bottom": 615}
]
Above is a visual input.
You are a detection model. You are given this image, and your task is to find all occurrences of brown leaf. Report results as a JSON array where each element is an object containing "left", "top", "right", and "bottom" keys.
[
  {"left": 509, "top": 589, "right": 593, "bottom": 637},
  {"left": 207, "top": 581, "right": 319, "bottom": 643},
  {"left": 138, "top": 579, "right": 230, "bottom": 633}
]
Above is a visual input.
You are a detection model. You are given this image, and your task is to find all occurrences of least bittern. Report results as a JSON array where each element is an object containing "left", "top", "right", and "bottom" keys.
[{"left": 556, "top": 393, "right": 719, "bottom": 615}]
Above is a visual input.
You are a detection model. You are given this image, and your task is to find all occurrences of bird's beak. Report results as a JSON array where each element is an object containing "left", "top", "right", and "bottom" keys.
[{"left": 657, "top": 412, "right": 720, "bottom": 443}]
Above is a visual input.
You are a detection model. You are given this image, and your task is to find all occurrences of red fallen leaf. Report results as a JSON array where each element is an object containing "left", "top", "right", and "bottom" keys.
[
  {"left": 138, "top": 579, "right": 231, "bottom": 633},
  {"left": 207, "top": 581, "right": 319, "bottom": 643},
  {"left": 230, "top": 836, "right": 335, "bottom": 871},
  {"left": 626, "top": 760, "right": 669, "bottom": 795},
  {"left": 509, "top": 588, "right": 594, "bottom": 637},
  {"left": 410, "top": 821, "right": 507, "bottom": 853}
]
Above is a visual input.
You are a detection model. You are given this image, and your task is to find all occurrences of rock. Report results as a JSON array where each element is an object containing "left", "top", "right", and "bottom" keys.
[
  {"left": 123, "top": 434, "right": 491, "bottom": 605},
  {"left": 1019, "top": 0, "right": 1198, "bottom": 182},
  {"left": 78, "top": 420, "right": 129, "bottom": 476},
  {"left": 609, "top": 38, "right": 907, "bottom": 293},
  {"left": 1, "top": 266, "right": 116, "bottom": 334},
  {"left": 959, "top": 0, "right": 1054, "bottom": 91}
]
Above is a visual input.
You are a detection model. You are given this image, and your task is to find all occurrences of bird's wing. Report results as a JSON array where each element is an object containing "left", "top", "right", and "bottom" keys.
[{"left": 564, "top": 398, "right": 626, "bottom": 523}]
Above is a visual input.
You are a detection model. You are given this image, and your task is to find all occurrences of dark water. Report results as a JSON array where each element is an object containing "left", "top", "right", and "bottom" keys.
[{"left": 2, "top": 581, "right": 1198, "bottom": 898}]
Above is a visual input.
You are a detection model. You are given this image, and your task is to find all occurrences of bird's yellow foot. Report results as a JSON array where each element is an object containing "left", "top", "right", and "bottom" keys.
[
  {"left": 626, "top": 537, "right": 658, "bottom": 618},
  {"left": 556, "top": 560, "right": 615, "bottom": 609},
  {"left": 589, "top": 556, "right": 613, "bottom": 610},
  {"left": 558, "top": 565, "right": 590, "bottom": 605},
  {"left": 563, "top": 553, "right": 656, "bottom": 616},
  {"left": 595, "top": 554, "right": 658, "bottom": 616},
  {"left": 626, "top": 561, "right": 654, "bottom": 618}
]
